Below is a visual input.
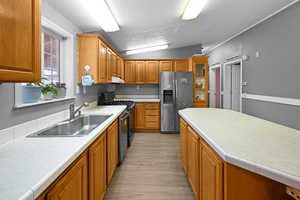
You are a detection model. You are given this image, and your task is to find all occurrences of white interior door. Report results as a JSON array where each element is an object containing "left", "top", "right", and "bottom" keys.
[
  {"left": 209, "top": 70, "right": 216, "bottom": 107},
  {"left": 223, "top": 65, "right": 232, "bottom": 109},
  {"left": 231, "top": 64, "right": 241, "bottom": 111}
]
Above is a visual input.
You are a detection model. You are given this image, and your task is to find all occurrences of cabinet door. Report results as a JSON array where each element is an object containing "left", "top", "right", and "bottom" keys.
[
  {"left": 145, "top": 61, "right": 159, "bottom": 84},
  {"left": 98, "top": 42, "right": 107, "bottom": 83},
  {"left": 135, "top": 103, "right": 145, "bottom": 130},
  {"left": 117, "top": 57, "right": 124, "bottom": 78},
  {"left": 159, "top": 61, "right": 173, "bottom": 72},
  {"left": 107, "top": 120, "right": 119, "bottom": 184},
  {"left": 0, "top": 0, "right": 41, "bottom": 82},
  {"left": 201, "top": 140, "right": 223, "bottom": 200},
  {"left": 187, "top": 126, "right": 200, "bottom": 199},
  {"left": 180, "top": 118, "right": 188, "bottom": 174},
  {"left": 111, "top": 53, "right": 117, "bottom": 76},
  {"left": 46, "top": 153, "right": 88, "bottom": 200},
  {"left": 174, "top": 60, "right": 189, "bottom": 72},
  {"left": 125, "top": 61, "right": 136, "bottom": 83},
  {"left": 89, "top": 132, "right": 107, "bottom": 200},
  {"left": 135, "top": 61, "right": 146, "bottom": 84},
  {"left": 106, "top": 50, "right": 113, "bottom": 82}
]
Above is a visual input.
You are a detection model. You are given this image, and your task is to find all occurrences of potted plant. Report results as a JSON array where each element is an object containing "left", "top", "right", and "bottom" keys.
[
  {"left": 54, "top": 82, "right": 67, "bottom": 98},
  {"left": 21, "top": 82, "right": 42, "bottom": 103},
  {"left": 41, "top": 83, "right": 59, "bottom": 100}
]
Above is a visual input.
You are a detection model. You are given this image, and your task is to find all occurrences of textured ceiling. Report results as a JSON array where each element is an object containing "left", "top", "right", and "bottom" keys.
[{"left": 45, "top": 0, "right": 295, "bottom": 53}]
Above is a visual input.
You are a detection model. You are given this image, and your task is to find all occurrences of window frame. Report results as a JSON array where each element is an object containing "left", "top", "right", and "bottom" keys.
[{"left": 14, "top": 17, "right": 76, "bottom": 108}]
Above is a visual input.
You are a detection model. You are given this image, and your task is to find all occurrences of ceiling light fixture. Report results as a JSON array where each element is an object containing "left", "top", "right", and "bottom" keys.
[
  {"left": 126, "top": 44, "right": 169, "bottom": 55},
  {"left": 81, "top": 0, "right": 120, "bottom": 32},
  {"left": 182, "top": 0, "right": 208, "bottom": 20}
]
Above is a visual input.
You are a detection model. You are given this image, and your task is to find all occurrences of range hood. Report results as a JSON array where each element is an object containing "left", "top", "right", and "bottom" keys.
[{"left": 111, "top": 76, "right": 125, "bottom": 84}]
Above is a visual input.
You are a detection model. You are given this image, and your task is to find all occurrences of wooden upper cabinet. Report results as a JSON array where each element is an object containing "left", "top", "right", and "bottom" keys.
[
  {"left": 107, "top": 120, "right": 119, "bottom": 184},
  {"left": 187, "top": 126, "right": 200, "bottom": 199},
  {"left": 0, "top": 0, "right": 41, "bottom": 82},
  {"left": 145, "top": 61, "right": 159, "bottom": 84},
  {"left": 159, "top": 61, "right": 173, "bottom": 72},
  {"left": 135, "top": 61, "right": 146, "bottom": 84},
  {"left": 201, "top": 140, "right": 223, "bottom": 200},
  {"left": 124, "top": 61, "right": 136, "bottom": 83},
  {"left": 174, "top": 60, "right": 189, "bottom": 72},
  {"left": 46, "top": 153, "right": 88, "bottom": 200},
  {"left": 111, "top": 53, "right": 117, "bottom": 77},
  {"left": 98, "top": 42, "right": 108, "bottom": 83},
  {"left": 117, "top": 57, "right": 124, "bottom": 79},
  {"left": 89, "top": 132, "right": 107, "bottom": 200},
  {"left": 77, "top": 35, "right": 99, "bottom": 83}
]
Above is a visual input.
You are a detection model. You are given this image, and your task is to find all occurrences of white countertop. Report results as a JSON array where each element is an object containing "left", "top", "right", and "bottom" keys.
[
  {"left": 179, "top": 108, "right": 300, "bottom": 190},
  {"left": 115, "top": 98, "right": 160, "bottom": 103},
  {"left": 114, "top": 95, "right": 160, "bottom": 103},
  {"left": 0, "top": 105, "right": 126, "bottom": 200}
]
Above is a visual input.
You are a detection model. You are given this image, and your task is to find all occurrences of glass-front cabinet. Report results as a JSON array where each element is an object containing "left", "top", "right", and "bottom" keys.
[{"left": 189, "top": 56, "right": 209, "bottom": 107}]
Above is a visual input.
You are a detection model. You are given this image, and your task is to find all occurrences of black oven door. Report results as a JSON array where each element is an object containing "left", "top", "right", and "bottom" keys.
[{"left": 118, "top": 111, "right": 129, "bottom": 164}]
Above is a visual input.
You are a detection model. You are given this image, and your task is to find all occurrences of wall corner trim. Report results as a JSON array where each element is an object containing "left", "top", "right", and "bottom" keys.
[{"left": 242, "top": 93, "right": 300, "bottom": 107}]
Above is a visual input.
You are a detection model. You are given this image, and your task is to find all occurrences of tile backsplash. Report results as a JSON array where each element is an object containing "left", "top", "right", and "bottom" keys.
[{"left": 114, "top": 84, "right": 159, "bottom": 95}]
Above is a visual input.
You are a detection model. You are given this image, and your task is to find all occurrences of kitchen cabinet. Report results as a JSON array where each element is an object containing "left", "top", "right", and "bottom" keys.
[
  {"left": 159, "top": 61, "right": 173, "bottom": 72},
  {"left": 145, "top": 61, "right": 159, "bottom": 84},
  {"left": 201, "top": 140, "right": 223, "bottom": 200},
  {"left": 135, "top": 61, "right": 146, "bottom": 84},
  {"left": 189, "top": 56, "right": 209, "bottom": 108},
  {"left": 187, "top": 126, "right": 200, "bottom": 199},
  {"left": 111, "top": 53, "right": 117, "bottom": 77},
  {"left": 107, "top": 120, "right": 119, "bottom": 184},
  {"left": 180, "top": 118, "right": 188, "bottom": 174},
  {"left": 46, "top": 153, "right": 88, "bottom": 200},
  {"left": 98, "top": 42, "right": 108, "bottom": 83},
  {"left": 174, "top": 60, "right": 189, "bottom": 72},
  {"left": 89, "top": 132, "right": 107, "bottom": 200},
  {"left": 134, "top": 103, "right": 160, "bottom": 131},
  {"left": 117, "top": 57, "right": 124, "bottom": 79},
  {"left": 0, "top": 0, "right": 41, "bottom": 82},
  {"left": 124, "top": 61, "right": 136, "bottom": 83}
]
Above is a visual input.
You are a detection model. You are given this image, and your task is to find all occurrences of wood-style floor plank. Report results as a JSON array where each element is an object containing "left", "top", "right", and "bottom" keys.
[{"left": 104, "top": 132, "right": 195, "bottom": 200}]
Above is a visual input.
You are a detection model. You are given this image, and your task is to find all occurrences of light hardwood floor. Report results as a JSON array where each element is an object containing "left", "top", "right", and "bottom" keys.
[{"left": 104, "top": 132, "right": 195, "bottom": 200}]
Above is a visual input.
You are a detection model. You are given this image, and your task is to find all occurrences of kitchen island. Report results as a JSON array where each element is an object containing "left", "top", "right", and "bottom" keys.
[{"left": 179, "top": 108, "right": 300, "bottom": 200}]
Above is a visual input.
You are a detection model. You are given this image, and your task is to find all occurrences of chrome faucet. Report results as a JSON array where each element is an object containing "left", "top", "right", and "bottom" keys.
[{"left": 69, "top": 102, "right": 89, "bottom": 120}]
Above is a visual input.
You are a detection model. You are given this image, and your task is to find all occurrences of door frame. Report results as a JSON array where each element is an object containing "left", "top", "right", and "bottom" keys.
[
  {"left": 223, "top": 58, "right": 243, "bottom": 112},
  {"left": 209, "top": 64, "right": 222, "bottom": 108}
]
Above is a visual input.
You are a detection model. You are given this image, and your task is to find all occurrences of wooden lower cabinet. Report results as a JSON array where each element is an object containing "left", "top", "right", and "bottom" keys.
[
  {"left": 201, "top": 140, "right": 223, "bottom": 200},
  {"left": 134, "top": 102, "right": 160, "bottom": 132},
  {"left": 180, "top": 118, "right": 188, "bottom": 173},
  {"left": 46, "top": 153, "right": 88, "bottom": 200},
  {"left": 187, "top": 126, "right": 200, "bottom": 199},
  {"left": 89, "top": 132, "right": 107, "bottom": 200},
  {"left": 36, "top": 120, "right": 120, "bottom": 200},
  {"left": 181, "top": 117, "right": 293, "bottom": 200},
  {"left": 107, "top": 120, "right": 119, "bottom": 184}
]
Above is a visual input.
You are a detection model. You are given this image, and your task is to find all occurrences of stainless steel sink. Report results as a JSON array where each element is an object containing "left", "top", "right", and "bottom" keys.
[{"left": 27, "top": 115, "right": 112, "bottom": 137}]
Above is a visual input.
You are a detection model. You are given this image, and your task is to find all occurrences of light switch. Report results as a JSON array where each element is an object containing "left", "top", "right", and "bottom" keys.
[{"left": 255, "top": 51, "right": 260, "bottom": 58}]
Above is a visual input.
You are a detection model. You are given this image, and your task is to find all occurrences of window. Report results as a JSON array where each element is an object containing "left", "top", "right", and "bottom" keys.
[
  {"left": 14, "top": 17, "right": 76, "bottom": 108},
  {"left": 42, "top": 29, "right": 63, "bottom": 84}
]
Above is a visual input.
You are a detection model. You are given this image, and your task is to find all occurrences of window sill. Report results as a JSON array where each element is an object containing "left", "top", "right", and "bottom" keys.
[{"left": 14, "top": 97, "right": 76, "bottom": 109}]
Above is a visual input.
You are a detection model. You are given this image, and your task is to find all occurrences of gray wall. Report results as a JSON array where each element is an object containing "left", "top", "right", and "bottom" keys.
[
  {"left": 123, "top": 44, "right": 202, "bottom": 59},
  {"left": 208, "top": 2, "right": 300, "bottom": 130},
  {"left": 0, "top": 2, "right": 103, "bottom": 130}
]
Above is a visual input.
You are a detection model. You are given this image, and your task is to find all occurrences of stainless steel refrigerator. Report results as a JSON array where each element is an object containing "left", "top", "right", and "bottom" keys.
[{"left": 160, "top": 72, "right": 193, "bottom": 133}]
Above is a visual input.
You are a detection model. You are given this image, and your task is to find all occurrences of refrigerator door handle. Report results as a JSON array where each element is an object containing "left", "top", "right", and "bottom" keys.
[{"left": 175, "top": 80, "right": 178, "bottom": 99}]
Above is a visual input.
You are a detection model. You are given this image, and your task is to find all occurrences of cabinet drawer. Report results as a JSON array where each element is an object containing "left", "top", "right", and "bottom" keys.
[
  {"left": 144, "top": 103, "right": 160, "bottom": 110},
  {"left": 145, "top": 121, "right": 160, "bottom": 129},
  {"left": 145, "top": 116, "right": 160, "bottom": 122},
  {"left": 145, "top": 110, "right": 160, "bottom": 116}
]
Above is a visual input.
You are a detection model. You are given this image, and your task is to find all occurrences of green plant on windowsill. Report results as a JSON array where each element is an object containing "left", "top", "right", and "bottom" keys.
[{"left": 41, "top": 83, "right": 59, "bottom": 100}]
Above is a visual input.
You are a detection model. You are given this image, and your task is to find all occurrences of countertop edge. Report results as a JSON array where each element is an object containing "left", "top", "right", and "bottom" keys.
[
  {"left": 114, "top": 98, "right": 160, "bottom": 103},
  {"left": 178, "top": 110, "right": 300, "bottom": 190}
]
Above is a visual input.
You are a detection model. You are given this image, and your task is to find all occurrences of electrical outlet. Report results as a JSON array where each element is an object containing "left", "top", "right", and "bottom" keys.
[{"left": 255, "top": 51, "right": 260, "bottom": 58}]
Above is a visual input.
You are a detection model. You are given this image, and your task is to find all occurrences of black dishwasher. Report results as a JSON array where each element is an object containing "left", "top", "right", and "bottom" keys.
[{"left": 118, "top": 110, "right": 129, "bottom": 164}]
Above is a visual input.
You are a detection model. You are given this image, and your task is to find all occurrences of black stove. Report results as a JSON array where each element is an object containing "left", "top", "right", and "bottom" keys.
[{"left": 97, "top": 92, "right": 135, "bottom": 111}]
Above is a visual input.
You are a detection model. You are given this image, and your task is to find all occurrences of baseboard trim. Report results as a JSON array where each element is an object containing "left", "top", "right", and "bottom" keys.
[{"left": 242, "top": 93, "right": 300, "bottom": 107}]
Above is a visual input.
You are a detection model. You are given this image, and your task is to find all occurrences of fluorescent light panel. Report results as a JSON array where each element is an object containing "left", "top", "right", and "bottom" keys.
[
  {"left": 126, "top": 44, "right": 169, "bottom": 55},
  {"left": 182, "top": 0, "right": 208, "bottom": 20},
  {"left": 81, "top": 0, "right": 119, "bottom": 32}
]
